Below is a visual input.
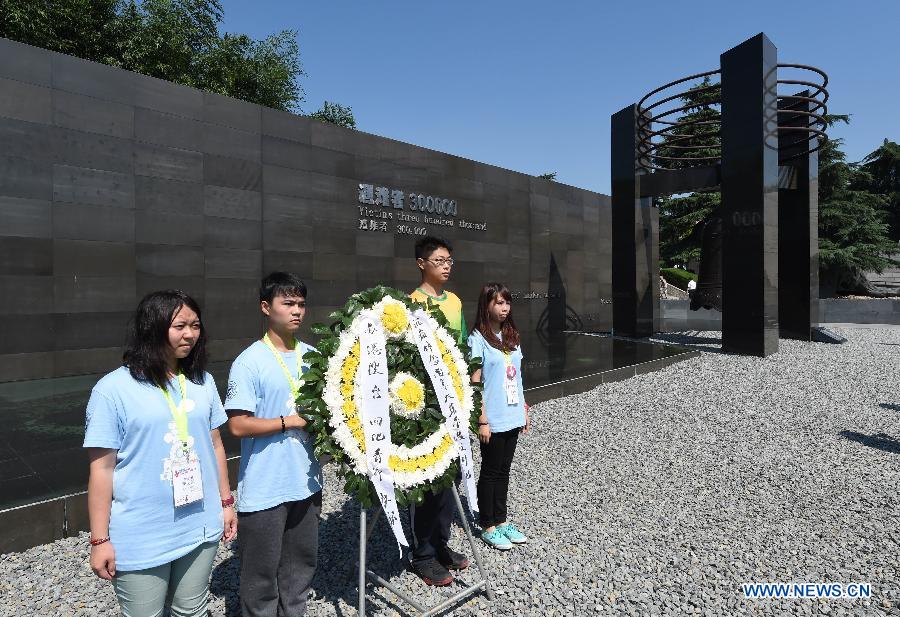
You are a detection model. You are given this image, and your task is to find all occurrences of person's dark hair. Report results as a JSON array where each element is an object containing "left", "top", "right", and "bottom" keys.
[
  {"left": 123, "top": 290, "right": 208, "bottom": 387},
  {"left": 414, "top": 235, "right": 453, "bottom": 260},
  {"left": 473, "top": 282, "right": 520, "bottom": 353},
  {"left": 260, "top": 271, "right": 308, "bottom": 303}
]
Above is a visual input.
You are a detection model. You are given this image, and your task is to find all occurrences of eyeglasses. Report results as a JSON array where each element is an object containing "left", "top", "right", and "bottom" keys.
[{"left": 425, "top": 258, "right": 454, "bottom": 267}]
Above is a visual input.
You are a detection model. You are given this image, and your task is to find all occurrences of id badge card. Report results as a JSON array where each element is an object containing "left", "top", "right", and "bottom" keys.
[
  {"left": 505, "top": 378, "right": 520, "bottom": 406},
  {"left": 172, "top": 457, "right": 203, "bottom": 507}
]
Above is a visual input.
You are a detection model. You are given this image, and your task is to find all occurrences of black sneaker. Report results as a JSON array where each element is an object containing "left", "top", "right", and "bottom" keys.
[
  {"left": 410, "top": 558, "right": 454, "bottom": 586},
  {"left": 436, "top": 546, "right": 470, "bottom": 571}
]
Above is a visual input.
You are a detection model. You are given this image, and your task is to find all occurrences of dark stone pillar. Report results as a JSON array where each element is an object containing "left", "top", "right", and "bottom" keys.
[
  {"left": 720, "top": 33, "right": 779, "bottom": 356},
  {"left": 611, "top": 105, "right": 656, "bottom": 337},
  {"left": 643, "top": 204, "right": 660, "bottom": 333},
  {"left": 778, "top": 91, "right": 819, "bottom": 339}
]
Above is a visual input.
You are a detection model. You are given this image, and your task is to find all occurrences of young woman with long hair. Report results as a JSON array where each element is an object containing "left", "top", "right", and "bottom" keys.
[
  {"left": 84, "top": 290, "right": 236, "bottom": 616},
  {"left": 468, "top": 282, "right": 531, "bottom": 550}
]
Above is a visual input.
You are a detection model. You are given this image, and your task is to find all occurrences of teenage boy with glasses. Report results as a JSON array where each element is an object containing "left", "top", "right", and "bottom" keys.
[{"left": 408, "top": 236, "right": 470, "bottom": 586}]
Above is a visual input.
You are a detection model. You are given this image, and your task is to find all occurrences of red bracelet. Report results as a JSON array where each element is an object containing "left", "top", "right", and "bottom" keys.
[
  {"left": 90, "top": 536, "right": 110, "bottom": 546},
  {"left": 221, "top": 495, "right": 235, "bottom": 507}
]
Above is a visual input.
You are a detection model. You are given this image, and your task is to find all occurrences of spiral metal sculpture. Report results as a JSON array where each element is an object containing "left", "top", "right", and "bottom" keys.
[{"left": 635, "top": 64, "right": 828, "bottom": 171}]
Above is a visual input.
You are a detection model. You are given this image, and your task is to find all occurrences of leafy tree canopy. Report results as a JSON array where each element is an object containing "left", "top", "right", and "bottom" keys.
[
  {"left": 857, "top": 138, "right": 900, "bottom": 240},
  {"left": 1, "top": 0, "right": 316, "bottom": 113},
  {"left": 308, "top": 100, "right": 357, "bottom": 130},
  {"left": 817, "top": 117, "right": 896, "bottom": 294}
]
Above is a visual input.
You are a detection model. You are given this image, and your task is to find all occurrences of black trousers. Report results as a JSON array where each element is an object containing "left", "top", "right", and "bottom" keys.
[
  {"left": 410, "top": 486, "right": 454, "bottom": 566},
  {"left": 237, "top": 492, "right": 322, "bottom": 617},
  {"left": 477, "top": 428, "right": 520, "bottom": 529}
]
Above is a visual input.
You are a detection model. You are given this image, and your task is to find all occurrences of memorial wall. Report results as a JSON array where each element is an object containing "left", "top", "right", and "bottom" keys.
[{"left": 0, "top": 36, "right": 612, "bottom": 522}]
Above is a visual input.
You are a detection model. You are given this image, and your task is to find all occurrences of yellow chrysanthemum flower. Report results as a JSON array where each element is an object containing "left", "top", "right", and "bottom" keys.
[
  {"left": 381, "top": 303, "right": 409, "bottom": 334},
  {"left": 396, "top": 378, "right": 425, "bottom": 412},
  {"left": 352, "top": 428, "right": 366, "bottom": 450}
]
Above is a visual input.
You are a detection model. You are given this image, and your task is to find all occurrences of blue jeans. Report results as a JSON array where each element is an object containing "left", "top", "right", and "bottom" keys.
[{"left": 111, "top": 541, "right": 218, "bottom": 617}]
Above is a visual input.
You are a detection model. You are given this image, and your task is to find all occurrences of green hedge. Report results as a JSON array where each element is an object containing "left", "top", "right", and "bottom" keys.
[{"left": 661, "top": 267, "right": 697, "bottom": 291}]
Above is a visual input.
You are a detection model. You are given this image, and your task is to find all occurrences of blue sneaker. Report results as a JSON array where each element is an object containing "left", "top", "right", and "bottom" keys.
[
  {"left": 497, "top": 523, "right": 528, "bottom": 544},
  {"left": 481, "top": 529, "right": 513, "bottom": 550}
]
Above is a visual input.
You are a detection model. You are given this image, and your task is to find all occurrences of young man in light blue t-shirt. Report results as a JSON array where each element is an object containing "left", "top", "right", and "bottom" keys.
[{"left": 225, "top": 272, "right": 322, "bottom": 617}]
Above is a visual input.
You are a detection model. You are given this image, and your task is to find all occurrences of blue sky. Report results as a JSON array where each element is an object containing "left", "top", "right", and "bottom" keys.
[{"left": 219, "top": 1, "right": 899, "bottom": 195}]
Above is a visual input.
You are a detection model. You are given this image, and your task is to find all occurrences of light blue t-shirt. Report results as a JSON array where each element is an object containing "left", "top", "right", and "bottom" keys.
[
  {"left": 82, "top": 366, "right": 228, "bottom": 572},
  {"left": 224, "top": 339, "right": 323, "bottom": 513},
  {"left": 467, "top": 330, "right": 526, "bottom": 433}
]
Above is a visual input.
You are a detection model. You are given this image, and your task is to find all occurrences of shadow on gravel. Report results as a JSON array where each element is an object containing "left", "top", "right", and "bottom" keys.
[
  {"left": 315, "top": 489, "right": 485, "bottom": 616},
  {"left": 313, "top": 497, "right": 410, "bottom": 615},
  {"left": 210, "top": 549, "right": 240, "bottom": 617},
  {"left": 879, "top": 403, "right": 900, "bottom": 412},
  {"left": 208, "top": 494, "right": 484, "bottom": 616},
  {"left": 839, "top": 430, "right": 900, "bottom": 454}
]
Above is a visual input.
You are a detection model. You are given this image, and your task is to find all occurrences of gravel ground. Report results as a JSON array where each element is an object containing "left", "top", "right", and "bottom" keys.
[{"left": 2, "top": 326, "right": 899, "bottom": 616}]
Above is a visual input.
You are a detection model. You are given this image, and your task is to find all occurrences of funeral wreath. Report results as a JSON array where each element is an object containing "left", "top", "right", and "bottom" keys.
[{"left": 296, "top": 286, "right": 482, "bottom": 507}]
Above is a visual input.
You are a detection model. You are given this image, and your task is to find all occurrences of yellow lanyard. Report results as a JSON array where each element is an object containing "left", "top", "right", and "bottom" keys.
[
  {"left": 159, "top": 373, "right": 190, "bottom": 449},
  {"left": 262, "top": 334, "right": 304, "bottom": 396}
]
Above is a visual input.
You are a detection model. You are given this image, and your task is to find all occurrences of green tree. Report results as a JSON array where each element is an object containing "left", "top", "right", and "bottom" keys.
[
  {"left": 537, "top": 172, "right": 557, "bottom": 181},
  {"left": 858, "top": 139, "right": 900, "bottom": 241},
  {"left": 0, "top": 0, "right": 121, "bottom": 62},
  {"left": 652, "top": 76, "right": 720, "bottom": 169},
  {"left": 193, "top": 31, "right": 303, "bottom": 111},
  {"left": 655, "top": 77, "right": 721, "bottom": 267},
  {"left": 818, "top": 117, "right": 896, "bottom": 295},
  {"left": 308, "top": 101, "right": 357, "bottom": 129},
  {"left": 0, "top": 0, "right": 306, "bottom": 112},
  {"left": 658, "top": 192, "right": 720, "bottom": 267}
]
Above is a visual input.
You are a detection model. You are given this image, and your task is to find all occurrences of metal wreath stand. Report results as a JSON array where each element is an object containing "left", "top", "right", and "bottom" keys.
[{"left": 357, "top": 485, "right": 494, "bottom": 616}]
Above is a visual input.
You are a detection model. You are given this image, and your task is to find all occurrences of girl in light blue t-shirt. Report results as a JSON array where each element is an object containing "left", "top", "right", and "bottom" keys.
[
  {"left": 84, "top": 291, "right": 236, "bottom": 617},
  {"left": 468, "top": 282, "right": 531, "bottom": 551}
]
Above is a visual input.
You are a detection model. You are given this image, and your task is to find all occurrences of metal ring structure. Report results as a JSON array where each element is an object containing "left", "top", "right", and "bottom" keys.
[
  {"left": 774, "top": 64, "right": 829, "bottom": 162},
  {"left": 635, "top": 63, "right": 829, "bottom": 171},
  {"left": 636, "top": 68, "right": 722, "bottom": 171}
]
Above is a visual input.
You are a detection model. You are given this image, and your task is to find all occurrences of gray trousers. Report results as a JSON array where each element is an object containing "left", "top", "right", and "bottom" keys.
[
  {"left": 112, "top": 541, "right": 218, "bottom": 617},
  {"left": 238, "top": 492, "right": 322, "bottom": 617}
]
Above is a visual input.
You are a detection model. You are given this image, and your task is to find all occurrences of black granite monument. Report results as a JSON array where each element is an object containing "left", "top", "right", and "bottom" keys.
[{"left": 612, "top": 33, "right": 827, "bottom": 356}]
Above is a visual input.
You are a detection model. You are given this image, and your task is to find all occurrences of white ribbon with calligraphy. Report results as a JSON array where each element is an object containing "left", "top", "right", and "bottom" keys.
[
  {"left": 357, "top": 310, "right": 408, "bottom": 555},
  {"left": 410, "top": 309, "right": 479, "bottom": 517}
]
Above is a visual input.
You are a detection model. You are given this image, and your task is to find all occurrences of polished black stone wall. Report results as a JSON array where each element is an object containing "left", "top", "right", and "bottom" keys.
[
  {"left": 611, "top": 105, "right": 657, "bottom": 337},
  {"left": 778, "top": 91, "right": 819, "bottom": 340},
  {"left": 720, "top": 33, "right": 780, "bottom": 357},
  {"left": 0, "top": 37, "right": 610, "bottom": 514}
]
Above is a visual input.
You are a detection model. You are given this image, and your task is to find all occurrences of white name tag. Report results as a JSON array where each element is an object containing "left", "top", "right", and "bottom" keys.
[
  {"left": 505, "top": 378, "right": 519, "bottom": 406},
  {"left": 172, "top": 458, "right": 203, "bottom": 507}
]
